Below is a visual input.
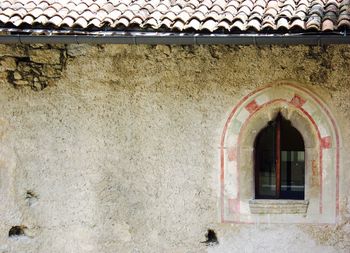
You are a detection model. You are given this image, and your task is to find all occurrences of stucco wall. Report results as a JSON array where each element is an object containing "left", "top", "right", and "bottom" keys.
[{"left": 0, "top": 44, "right": 349, "bottom": 253}]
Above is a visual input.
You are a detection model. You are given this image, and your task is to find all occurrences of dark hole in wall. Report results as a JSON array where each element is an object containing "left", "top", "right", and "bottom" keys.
[
  {"left": 17, "top": 56, "right": 31, "bottom": 63},
  {"left": 6, "top": 71, "right": 15, "bottom": 84},
  {"left": 26, "top": 190, "right": 37, "bottom": 199},
  {"left": 201, "top": 229, "right": 218, "bottom": 245},
  {"left": 8, "top": 226, "right": 26, "bottom": 237}
]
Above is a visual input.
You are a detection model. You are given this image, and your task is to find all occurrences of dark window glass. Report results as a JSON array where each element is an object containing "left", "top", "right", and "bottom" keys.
[{"left": 254, "top": 114, "right": 305, "bottom": 199}]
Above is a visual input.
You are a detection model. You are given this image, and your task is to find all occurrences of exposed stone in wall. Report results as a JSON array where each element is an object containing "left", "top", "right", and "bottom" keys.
[{"left": 0, "top": 44, "right": 67, "bottom": 91}]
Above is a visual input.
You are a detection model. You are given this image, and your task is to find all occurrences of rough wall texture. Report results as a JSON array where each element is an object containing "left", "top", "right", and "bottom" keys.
[{"left": 0, "top": 43, "right": 349, "bottom": 253}]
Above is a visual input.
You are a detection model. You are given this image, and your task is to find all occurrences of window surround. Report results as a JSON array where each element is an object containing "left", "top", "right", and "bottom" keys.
[
  {"left": 240, "top": 104, "right": 315, "bottom": 217},
  {"left": 220, "top": 82, "right": 340, "bottom": 224}
]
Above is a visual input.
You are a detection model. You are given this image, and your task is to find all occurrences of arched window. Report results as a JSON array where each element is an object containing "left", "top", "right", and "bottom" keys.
[
  {"left": 221, "top": 83, "right": 340, "bottom": 223},
  {"left": 254, "top": 113, "right": 305, "bottom": 200}
]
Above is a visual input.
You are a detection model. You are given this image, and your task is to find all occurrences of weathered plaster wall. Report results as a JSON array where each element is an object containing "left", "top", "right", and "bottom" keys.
[{"left": 0, "top": 44, "right": 349, "bottom": 253}]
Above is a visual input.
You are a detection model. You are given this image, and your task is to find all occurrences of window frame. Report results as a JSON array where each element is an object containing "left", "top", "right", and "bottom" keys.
[{"left": 254, "top": 113, "right": 306, "bottom": 200}]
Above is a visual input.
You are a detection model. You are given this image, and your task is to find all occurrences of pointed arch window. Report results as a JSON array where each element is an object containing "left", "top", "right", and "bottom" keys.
[{"left": 254, "top": 113, "right": 305, "bottom": 200}]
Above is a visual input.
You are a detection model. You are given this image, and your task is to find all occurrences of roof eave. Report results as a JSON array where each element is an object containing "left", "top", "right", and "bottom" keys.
[{"left": 0, "top": 30, "right": 349, "bottom": 45}]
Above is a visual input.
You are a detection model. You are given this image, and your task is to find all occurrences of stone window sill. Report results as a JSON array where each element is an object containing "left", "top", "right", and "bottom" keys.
[{"left": 249, "top": 199, "right": 309, "bottom": 214}]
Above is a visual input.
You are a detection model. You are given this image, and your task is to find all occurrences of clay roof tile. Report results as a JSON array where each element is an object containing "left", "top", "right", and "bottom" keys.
[
  {"left": 251, "top": 5, "right": 265, "bottom": 16},
  {"left": 212, "top": 4, "right": 224, "bottom": 13},
  {"left": 33, "top": 14, "right": 48, "bottom": 25},
  {"left": 43, "top": 7, "right": 57, "bottom": 18},
  {"left": 255, "top": 0, "right": 267, "bottom": 8},
  {"left": 235, "top": 11, "right": 249, "bottom": 22},
  {"left": 74, "top": 16, "right": 88, "bottom": 28},
  {"left": 225, "top": 6, "right": 238, "bottom": 16},
  {"left": 184, "top": 17, "right": 201, "bottom": 30},
  {"left": 162, "top": 11, "right": 177, "bottom": 21},
  {"left": 222, "top": 11, "right": 235, "bottom": 22},
  {"left": 130, "top": 16, "right": 143, "bottom": 25},
  {"left": 172, "top": 19, "right": 185, "bottom": 30},
  {"left": 276, "top": 17, "right": 290, "bottom": 29},
  {"left": 144, "top": 17, "right": 158, "bottom": 28},
  {"left": 0, "top": 1, "right": 12, "bottom": 9},
  {"left": 265, "top": 8, "right": 279, "bottom": 16},
  {"left": 201, "top": 18, "right": 218, "bottom": 31},
  {"left": 11, "top": 15, "right": 25, "bottom": 26},
  {"left": 206, "top": 10, "right": 221, "bottom": 20},
  {"left": 120, "top": 10, "right": 135, "bottom": 21},
  {"left": 238, "top": 6, "right": 253, "bottom": 16},
  {"left": 100, "top": 3, "right": 115, "bottom": 14},
  {"left": 3, "top": 8, "right": 16, "bottom": 18},
  {"left": 290, "top": 18, "right": 305, "bottom": 29},
  {"left": 226, "top": 1, "right": 240, "bottom": 9},
  {"left": 159, "top": 17, "right": 173, "bottom": 28},
  {"left": 60, "top": 16, "right": 75, "bottom": 27},
  {"left": 306, "top": 13, "right": 322, "bottom": 29},
  {"left": 217, "top": 19, "right": 231, "bottom": 30},
  {"left": 231, "top": 19, "right": 246, "bottom": 30},
  {"left": 243, "top": 0, "right": 255, "bottom": 10},
  {"left": 292, "top": 11, "right": 307, "bottom": 21},
  {"left": 0, "top": 0, "right": 347, "bottom": 32},
  {"left": 157, "top": 3, "right": 169, "bottom": 13},
  {"left": 47, "top": 15, "right": 63, "bottom": 26},
  {"left": 191, "top": 10, "right": 206, "bottom": 21},
  {"left": 322, "top": 18, "right": 335, "bottom": 30},
  {"left": 24, "top": 1, "right": 37, "bottom": 10},
  {"left": 247, "top": 18, "right": 261, "bottom": 31},
  {"left": 22, "top": 14, "right": 34, "bottom": 24},
  {"left": 112, "top": 17, "right": 130, "bottom": 28},
  {"left": 338, "top": 18, "right": 350, "bottom": 28}
]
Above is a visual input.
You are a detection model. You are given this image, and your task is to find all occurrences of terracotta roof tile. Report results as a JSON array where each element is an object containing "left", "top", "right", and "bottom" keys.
[
  {"left": 277, "top": 17, "right": 290, "bottom": 29},
  {"left": 130, "top": 16, "right": 143, "bottom": 25},
  {"left": 307, "top": 13, "right": 322, "bottom": 29},
  {"left": 0, "top": 0, "right": 348, "bottom": 33},
  {"left": 217, "top": 19, "right": 230, "bottom": 29},
  {"left": 160, "top": 17, "right": 172, "bottom": 28},
  {"left": 231, "top": 19, "right": 246, "bottom": 30},
  {"left": 201, "top": 18, "right": 217, "bottom": 31},
  {"left": 241, "top": 0, "right": 254, "bottom": 11},
  {"left": 247, "top": 18, "right": 261, "bottom": 31},
  {"left": 144, "top": 17, "right": 158, "bottom": 28},
  {"left": 290, "top": 18, "right": 305, "bottom": 29},
  {"left": 34, "top": 14, "right": 48, "bottom": 25},
  {"left": 262, "top": 15, "right": 277, "bottom": 29},
  {"left": 172, "top": 19, "right": 185, "bottom": 30},
  {"left": 185, "top": 17, "right": 200, "bottom": 29}
]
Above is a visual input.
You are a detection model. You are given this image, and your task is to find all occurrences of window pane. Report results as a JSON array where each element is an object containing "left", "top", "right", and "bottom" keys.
[
  {"left": 258, "top": 149, "right": 276, "bottom": 197},
  {"left": 255, "top": 121, "right": 276, "bottom": 198},
  {"left": 280, "top": 151, "right": 305, "bottom": 199},
  {"left": 280, "top": 117, "right": 305, "bottom": 200}
]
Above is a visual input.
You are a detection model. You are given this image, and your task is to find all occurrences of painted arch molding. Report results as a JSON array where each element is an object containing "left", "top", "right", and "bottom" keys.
[{"left": 220, "top": 81, "right": 340, "bottom": 224}]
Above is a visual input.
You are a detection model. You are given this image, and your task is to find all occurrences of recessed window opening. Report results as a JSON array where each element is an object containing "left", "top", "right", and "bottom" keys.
[{"left": 254, "top": 113, "right": 305, "bottom": 200}]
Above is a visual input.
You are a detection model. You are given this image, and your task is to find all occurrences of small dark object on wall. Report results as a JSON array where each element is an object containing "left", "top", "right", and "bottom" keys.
[
  {"left": 8, "top": 225, "right": 26, "bottom": 237},
  {"left": 201, "top": 229, "right": 218, "bottom": 245}
]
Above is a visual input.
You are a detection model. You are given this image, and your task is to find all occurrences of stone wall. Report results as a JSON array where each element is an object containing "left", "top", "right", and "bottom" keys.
[
  {"left": 0, "top": 44, "right": 349, "bottom": 253},
  {"left": 0, "top": 44, "right": 66, "bottom": 90}
]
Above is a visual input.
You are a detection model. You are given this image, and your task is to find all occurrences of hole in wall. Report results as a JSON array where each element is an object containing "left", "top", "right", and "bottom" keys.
[
  {"left": 8, "top": 225, "right": 27, "bottom": 237},
  {"left": 201, "top": 229, "right": 218, "bottom": 246}
]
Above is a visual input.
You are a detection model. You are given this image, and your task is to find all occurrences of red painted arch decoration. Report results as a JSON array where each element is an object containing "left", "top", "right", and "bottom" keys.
[{"left": 220, "top": 82, "right": 340, "bottom": 223}]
